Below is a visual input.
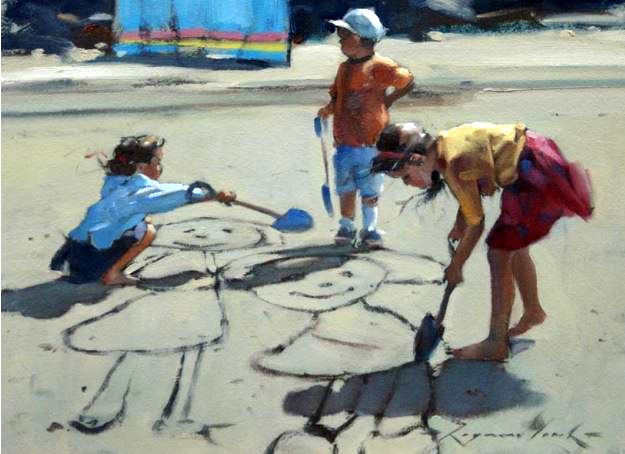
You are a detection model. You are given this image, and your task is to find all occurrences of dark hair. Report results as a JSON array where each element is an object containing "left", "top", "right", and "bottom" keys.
[
  {"left": 376, "top": 124, "right": 402, "bottom": 152},
  {"left": 105, "top": 135, "right": 165, "bottom": 176},
  {"left": 373, "top": 123, "right": 446, "bottom": 205}
]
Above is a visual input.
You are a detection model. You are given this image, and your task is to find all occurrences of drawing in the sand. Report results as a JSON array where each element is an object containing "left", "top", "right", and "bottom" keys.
[
  {"left": 235, "top": 248, "right": 543, "bottom": 452},
  {"left": 61, "top": 217, "right": 280, "bottom": 438},
  {"left": 64, "top": 291, "right": 227, "bottom": 437},
  {"left": 5, "top": 0, "right": 621, "bottom": 451}
]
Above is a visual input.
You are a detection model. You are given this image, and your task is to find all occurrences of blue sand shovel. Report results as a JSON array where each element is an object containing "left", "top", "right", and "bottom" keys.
[
  {"left": 233, "top": 200, "right": 313, "bottom": 233},
  {"left": 187, "top": 181, "right": 314, "bottom": 233},
  {"left": 413, "top": 240, "right": 457, "bottom": 361},
  {"left": 414, "top": 283, "right": 456, "bottom": 361},
  {"left": 314, "top": 116, "right": 335, "bottom": 217}
]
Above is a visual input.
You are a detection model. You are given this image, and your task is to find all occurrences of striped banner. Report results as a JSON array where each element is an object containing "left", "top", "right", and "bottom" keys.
[{"left": 113, "top": 0, "right": 290, "bottom": 64}]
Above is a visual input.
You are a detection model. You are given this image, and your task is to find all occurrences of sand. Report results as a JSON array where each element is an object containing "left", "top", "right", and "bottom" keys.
[{"left": 2, "top": 31, "right": 625, "bottom": 453}]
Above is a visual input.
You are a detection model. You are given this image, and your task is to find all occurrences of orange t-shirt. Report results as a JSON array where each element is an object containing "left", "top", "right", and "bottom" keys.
[{"left": 330, "top": 54, "right": 413, "bottom": 147}]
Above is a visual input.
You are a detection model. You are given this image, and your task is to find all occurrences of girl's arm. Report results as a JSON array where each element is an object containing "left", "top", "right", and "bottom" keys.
[
  {"left": 446, "top": 219, "right": 484, "bottom": 285},
  {"left": 449, "top": 208, "right": 467, "bottom": 241},
  {"left": 122, "top": 181, "right": 208, "bottom": 217},
  {"left": 444, "top": 171, "right": 485, "bottom": 285}
]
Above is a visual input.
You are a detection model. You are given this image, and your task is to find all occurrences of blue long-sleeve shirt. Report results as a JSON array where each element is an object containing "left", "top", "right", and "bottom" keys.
[{"left": 69, "top": 174, "right": 205, "bottom": 250}]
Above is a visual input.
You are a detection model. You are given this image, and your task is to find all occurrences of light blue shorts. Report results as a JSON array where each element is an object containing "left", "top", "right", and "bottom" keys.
[{"left": 333, "top": 145, "right": 384, "bottom": 197}]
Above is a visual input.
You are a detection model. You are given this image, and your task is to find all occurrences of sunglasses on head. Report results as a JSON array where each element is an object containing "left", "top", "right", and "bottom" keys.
[
  {"left": 120, "top": 135, "right": 166, "bottom": 151},
  {"left": 374, "top": 151, "right": 424, "bottom": 173}
]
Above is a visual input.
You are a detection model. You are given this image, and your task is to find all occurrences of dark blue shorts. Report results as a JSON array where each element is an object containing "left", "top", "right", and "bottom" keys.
[{"left": 50, "top": 235, "right": 137, "bottom": 284}]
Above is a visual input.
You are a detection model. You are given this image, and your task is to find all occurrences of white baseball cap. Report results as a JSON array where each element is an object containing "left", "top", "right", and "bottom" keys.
[{"left": 328, "top": 8, "right": 387, "bottom": 42}]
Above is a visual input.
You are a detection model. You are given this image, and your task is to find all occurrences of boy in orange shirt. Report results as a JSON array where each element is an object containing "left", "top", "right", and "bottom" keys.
[{"left": 318, "top": 8, "right": 414, "bottom": 246}]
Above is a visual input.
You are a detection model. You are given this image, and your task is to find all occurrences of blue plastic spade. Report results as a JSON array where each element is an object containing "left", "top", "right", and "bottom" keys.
[
  {"left": 271, "top": 208, "right": 314, "bottom": 232},
  {"left": 314, "top": 116, "right": 335, "bottom": 217},
  {"left": 233, "top": 200, "right": 314, "bottom": 233}
]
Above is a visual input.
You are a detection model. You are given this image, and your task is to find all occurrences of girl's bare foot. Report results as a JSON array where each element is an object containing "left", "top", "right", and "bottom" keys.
[
  {"left": 101, "top": 270, "right": 139, "bottom": 286},
  {"left": 508, "top": 310, "right": 546, "bottom": 337},
  {"left": 451, "top": 339, "right": 509, "bottom": 361}
]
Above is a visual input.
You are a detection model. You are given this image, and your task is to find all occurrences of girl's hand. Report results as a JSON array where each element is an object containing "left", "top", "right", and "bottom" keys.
[
  {"left": 478, "top": 178, "right": 496, "bottom": 196},
  {"left": 216, "top": 191, "right": 237, "bottom": 205},
  {"left": 448, "top": 225, "right": 464, "bottom": 242},
  {"left": 444, "top": 263, "right": 464, "bottom": 286}
]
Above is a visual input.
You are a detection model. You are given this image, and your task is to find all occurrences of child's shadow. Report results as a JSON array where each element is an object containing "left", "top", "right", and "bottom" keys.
[
  {"left": 1, "top": 279, "right": 112, "bottom": 319},
  {"left": 284, "top": 358, "right": 544, "bottom": 421}
]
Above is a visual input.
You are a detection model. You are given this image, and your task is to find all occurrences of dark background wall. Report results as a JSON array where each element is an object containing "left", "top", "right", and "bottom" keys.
[{"left": 2, "top": 0, "right": 623, "bottom": 54}]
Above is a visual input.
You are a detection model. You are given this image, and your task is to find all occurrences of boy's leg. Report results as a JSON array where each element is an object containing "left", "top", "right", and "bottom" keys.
[
  {"left": 334, "top": 147, "right": 358, "bottom": 244},
  {"left": 361, "top": 195, "right": 379, "bottom": 232},
  {"left": 452, "top": 247, "right": 513, "bottom": 361},
  {"left": 356, "top": 147, "right": 384, "bottom": 245},
  {"left": 336, "top": 192, "right": 357, "bottom": 244},
  {"left": 509, "top": 247, "right": 546, "bottom": 337},
  {"left": 340, "top": 192, "right": 357, "bottom": 219},
  {"left": 101, "top": 223, "right": 156, "bottom": 286}
]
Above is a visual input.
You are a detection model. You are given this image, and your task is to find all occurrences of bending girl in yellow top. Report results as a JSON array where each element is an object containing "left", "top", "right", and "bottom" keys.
[{"left": 372, "top": 122, "right": 593, "bottom": 361}]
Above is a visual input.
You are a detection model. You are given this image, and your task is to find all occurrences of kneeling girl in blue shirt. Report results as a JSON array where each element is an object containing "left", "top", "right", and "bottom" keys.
[{"left": 50, "top": 135, "right": 236, "bottom": 286}]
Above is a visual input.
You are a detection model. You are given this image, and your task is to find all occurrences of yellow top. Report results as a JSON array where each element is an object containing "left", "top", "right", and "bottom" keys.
[{"left": 437, "top": 122, "right": 527, "bottom": 226}]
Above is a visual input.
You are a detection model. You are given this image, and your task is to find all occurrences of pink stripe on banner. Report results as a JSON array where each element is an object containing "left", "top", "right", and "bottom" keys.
[
  {"left": 177, "top": 28, "right": 209, "bottom": 38},
  {"left": 246, "top": 32, "right": 289, "bottom": 42},
  {"left": 145, "top": 30, "right": 177, "bottom": 39},
  {"left": 121, "top": 30, "right": 289, "bottom": 42},
  {"left": 121, "top": 31, "right": 176, "bottom": 40},
  {"left": 205, "top": 31, "right": 246, "bottom": 40}
]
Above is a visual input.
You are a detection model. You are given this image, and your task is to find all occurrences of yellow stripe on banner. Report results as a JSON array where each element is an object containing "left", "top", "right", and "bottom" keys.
[{"left": 119, "top": 39, "right": 287, "bottom": 52}]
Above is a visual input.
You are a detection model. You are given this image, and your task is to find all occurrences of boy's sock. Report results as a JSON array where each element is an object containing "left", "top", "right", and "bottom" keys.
[
  {"left": 362, "top": 205, "right": 378, "bottom": 232},
  {"left": 339, "top": 217, "right": 356, "bottom": 232}
]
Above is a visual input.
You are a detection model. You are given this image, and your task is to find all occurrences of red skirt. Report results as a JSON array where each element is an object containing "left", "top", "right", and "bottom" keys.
[{"left": 486, "top": 131, "right": 593, "bottom": 251}]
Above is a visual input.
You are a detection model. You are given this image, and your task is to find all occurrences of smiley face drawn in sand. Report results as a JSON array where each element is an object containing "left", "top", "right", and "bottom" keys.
[
  {"left": 223, "top": 252, "right": 387, "bottom": 312},
  {"left": 246, "top": 249, "right": 446, "bottom": 379},
  {"left": 153, "top": 217, "right": 276, "bottom": 252}
]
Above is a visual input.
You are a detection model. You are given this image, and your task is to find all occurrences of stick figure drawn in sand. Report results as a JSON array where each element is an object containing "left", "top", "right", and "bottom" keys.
[
  {"left": 220, "top": 246, "right": 539, "bottom": 452},
  {"left": 220, "top": 246, "right": 443, "bottom": 448},
  {"left": 61, "top": 218, "right": 279, "bottom": 439}
]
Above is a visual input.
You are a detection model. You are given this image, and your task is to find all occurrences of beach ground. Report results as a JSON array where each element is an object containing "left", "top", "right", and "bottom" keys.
[{"left": 2, "top": 31, "right": 625, "bottom": 453}]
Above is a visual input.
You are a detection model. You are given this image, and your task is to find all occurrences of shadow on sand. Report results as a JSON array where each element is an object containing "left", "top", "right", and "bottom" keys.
[
  {"left": 284, "top": 358, "right": 544, "bottom": 420},
  {"left": 267, "top": 358, "right": 544, "bottom": 451},
  {"left": 1, "top": 279, "right": 113, "bottom": 319},
  {"left": 91, "top": 54, "right": 275, "bottom": 70}
]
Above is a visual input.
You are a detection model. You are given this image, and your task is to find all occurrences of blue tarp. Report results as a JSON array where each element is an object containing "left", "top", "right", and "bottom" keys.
[{"left": 114, "top": 0, "right": 290, "bottom": 64}]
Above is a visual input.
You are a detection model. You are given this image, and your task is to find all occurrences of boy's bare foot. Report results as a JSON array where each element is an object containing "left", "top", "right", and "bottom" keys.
[
  {"left": 508, "top": 310, "right": 547, "bottom": 337},
  {"left": 451, "top": 339, "right": 509, "bottom": 361},
  {"left": 101, "top": 270, "right": 139, "bottom": 286}
]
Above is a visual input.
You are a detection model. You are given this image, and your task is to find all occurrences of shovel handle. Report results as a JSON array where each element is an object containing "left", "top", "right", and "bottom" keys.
[
  {"left": 231, "top": 199, "right": 281, "bottom": 219},
  {"left": 435, "top": 283, "right": 456, "bottom": 327},
  {"left": 435, "top": 238, "right": 458, "bottom": 326},
  {"left": 315, "top": 117, "right": 332, "bottom": 185}
]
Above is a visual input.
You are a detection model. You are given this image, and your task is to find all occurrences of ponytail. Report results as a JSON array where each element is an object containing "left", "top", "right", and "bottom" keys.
[{"left": 414, "top": 171, "right": 446, "bottom": 208}]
